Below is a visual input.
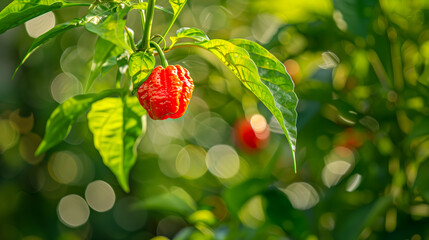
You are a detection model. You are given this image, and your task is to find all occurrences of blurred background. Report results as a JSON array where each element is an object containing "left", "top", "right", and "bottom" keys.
[{"left": 1, "top": 0, "right": 429, "bottom": 239}]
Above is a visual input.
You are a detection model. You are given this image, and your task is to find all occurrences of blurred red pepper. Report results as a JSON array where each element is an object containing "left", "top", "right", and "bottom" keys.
[{"left": 232, "top": 114, "right": 270, "bottom": 153}]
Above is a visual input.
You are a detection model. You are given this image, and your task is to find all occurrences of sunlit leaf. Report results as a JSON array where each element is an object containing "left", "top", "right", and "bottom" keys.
[
  {"left": 13, "top": 18, "right": 83, "bottom": 79},
  {"left": 86, "top": 37, "right": 123, "bottom": 92},
  {"left": 169, "top": 0, "right": 187, "bottom": 15},
  {"left": 230, "top": 39, "right": 298, "bottom": 170},
  {"left": 132, "top": 2, "right": 173, "bottom": 15},
  {"left": 134, "top": 187, "right": 196, "bottom": 215},
  {"left": 0, "top": 0, "right": 89, "bottom": 34},
  {"left": 170, "top": 27, "right": 209, "bottom": 46},
  {"left": 84, "top": 3, "right": 133, "bottom": 52},
  {"left": 249, "top": 0, "right": 333, "bottom": 23},
  {"left": 128, "top": 51, "right": 155, "bottom": 92},
  {"left": 196, "top": 39, "right": 297, "bottom": 169},
  {"left": 87, "top": 96, "right": 146, "bottom": 192},
  {"left": 35, "top": 89, "right": 123, "bottom": 156},
  {"left": 223, "top": 178, "right": 271, "bottom": 216}
]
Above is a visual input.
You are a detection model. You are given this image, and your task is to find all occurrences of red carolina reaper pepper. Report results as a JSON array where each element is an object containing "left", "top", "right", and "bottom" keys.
[{"left": 137, "top": 65, "right": 194, "bottom": 120}]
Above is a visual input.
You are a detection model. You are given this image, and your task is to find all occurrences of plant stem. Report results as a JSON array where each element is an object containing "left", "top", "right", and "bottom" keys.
[
  {"left": 150, "top": 41, "right": 168, "bottom": 68},
  {"left": 125, "top": 27, "right": 137, "bottom": 52},
  {"left": 139, "top": 0, "right": 146, "bottom": 40},
  {"left": 141, "top": 0, "right": 156, "bottom": 51},
  {"left": 158, "top": 0, "right": 188, "bottom": 45}
]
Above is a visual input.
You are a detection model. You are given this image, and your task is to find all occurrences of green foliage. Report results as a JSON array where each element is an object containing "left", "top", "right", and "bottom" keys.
[
  {"left": 0, "top": 0, "right": 88, "bottom": 33},
  {"left": 170, "top": 27, "right": 209, "bottom": 46},
  {"left": 194, "top": 39, "right": 297, "bottom": 168},
  {"left": 128, "top": 51, "right": 155, "bottom": 91},
  {"left": 86, "top": 36, "right": 124, "bottom": 92},
  {"left": 87, "top": 96, "right": 145, "bottom": 192},
  {"left": 223, "top": 178, "right": 271, "bottom": 216},
  {"left": 135, "top": 187, "right": 196, "bottom": 216},
  {"left": 84, "top": 3, "right": 133, "bottom": 52},
  {"left": 2, "top": 0, "right": 429, "bottom": 239},
  {"left": 35, "top": 89, "right": 124, "bottom": 156},
  {"left": 14, "top": 18, "right": 83, "bottom": 79}
]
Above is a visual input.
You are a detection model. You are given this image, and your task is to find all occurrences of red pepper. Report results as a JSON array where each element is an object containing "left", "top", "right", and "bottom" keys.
[{"left": 137, "top": 65, "right": 194, "bottom": 120}]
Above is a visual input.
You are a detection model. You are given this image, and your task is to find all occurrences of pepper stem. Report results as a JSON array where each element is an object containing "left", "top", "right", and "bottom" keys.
[
  {"left": 140, "top": 0, "right": 155, "bottom": 50},
  {"left": 150, "top": 41, "right": 169, "bottom": 68}
]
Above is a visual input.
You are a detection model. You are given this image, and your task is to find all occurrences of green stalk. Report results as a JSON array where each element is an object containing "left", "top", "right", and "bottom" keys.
[
  {"left": 139, "top": 0, "right": 146, "bottom": 39},
  {"left": 140, "top": 0, "right": 156, "bottom": 50},
  {"left": 158, "top": 0, "right": 188, "bottom": 45},
  {"left": 150, "top": 41, "right": 168, "bottom": 68}
]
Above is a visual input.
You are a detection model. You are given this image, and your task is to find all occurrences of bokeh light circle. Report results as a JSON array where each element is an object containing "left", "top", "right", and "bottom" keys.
[
  {"left": 25, "top": 12, "right": 56, "bottom": 38},
  {"left": 57, "top": 194, "right": 90, "bottom": 227},
  {"left": 50, "top": 72, "right": 83, "bottom": 103},
  {"left": 206, "top": 145, "right": 240, "bottom": 179},
  {"left": 85, "top": 180, "right": 115, "bottom": 212}
]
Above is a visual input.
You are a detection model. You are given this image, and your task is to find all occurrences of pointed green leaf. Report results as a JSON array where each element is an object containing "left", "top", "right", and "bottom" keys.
[
  {"left": 195, "top": 39, "right": 298, "bottom": 170},
  {"left": 170, "top": 27, "right": 209, "bottom": 46},
  {"left": 128, "top": 51, "right": 155, "bottom": 92},
  {"left": 86, "top": 37, "right": 123, "bottom": 92},
  {"left": 134, "top": 187, "right": 196, "bottom": 216},
  {"left": 35, "top": 89, "right": 124, "bottom": 156},
  {"left": 84, "top": 3, "right": 133, "bottom": 52},
  {"left": 0, "top": 0, "right": 89, "bottom": 34},
  {"left": 87, "top": 96, "right": 146, "bottom": 192},
  {"left": 229, "top": 39, "right": 298, "bottom": 171},
  {"left": 169, "top": 0, "right": 187, "bottom": 15},
  {"left": 13, "top": 19, "right": 83, "bottom": 79}
]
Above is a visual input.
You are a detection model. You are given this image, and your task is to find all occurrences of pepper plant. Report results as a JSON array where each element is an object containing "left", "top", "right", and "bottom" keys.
[{"left": 0, "top": 0, "right": 298, "bottom": 192}]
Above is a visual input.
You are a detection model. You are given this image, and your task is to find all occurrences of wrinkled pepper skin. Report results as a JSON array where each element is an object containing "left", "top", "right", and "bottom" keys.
[{"left": 137, "top": 65, "right": 194, "bottom": 120}]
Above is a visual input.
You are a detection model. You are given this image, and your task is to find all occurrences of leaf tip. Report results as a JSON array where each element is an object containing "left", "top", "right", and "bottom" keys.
[
  {"left": 117, "top": 176, "right": 130, "bottom": 193},
  {"left": 34, "top": 142, "right": 46, "bottom": 157}
]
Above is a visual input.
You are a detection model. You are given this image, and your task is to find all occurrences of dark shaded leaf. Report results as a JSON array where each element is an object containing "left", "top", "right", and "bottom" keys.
[{"left": 223, "top": 178, "right": 271, "bottom": 216}]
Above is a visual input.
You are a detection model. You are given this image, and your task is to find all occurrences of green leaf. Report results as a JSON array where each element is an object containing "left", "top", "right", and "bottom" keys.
[
  {"left": 132, "top": 2, "right": 173, "bottom": 15},
  {"left": 35, "top": 89, "right": 123, "bottom": 156},
  {"left": 223, "top": 178, "right": 271, "bottom": 216},
  {"left": 128, "top": 51, "right": 155, "bottom": 92},
  {"left": 263, "top": 188, "right": 311, "bottom": 240},
  {"left": 170, "top": 27, "right": 209, "bottom": 46},
  {"left": 84, "top": 3, "right": 133, "bottom": 52},
  {"left": 0, "top": 0, "right": 89, "bottom": 34},
  {"left": 230, "top": 39, "right": 298, "bottom": 169},
  {"left": 332, "top": 0, "right": 377, "bottom": 37},
  {"left": 335, "top": 195, "right": 393, "bottom": 240},
  {"left": 13, "top": 18, "right": 83, "bottom": 79},
  {"left": 414, "top": 158, "right": 429, "bottom": 202},
  {"left": 87, "top": 96, "right": 146, "bottom": 192},
  {"left": 86, "top": 37, "right": 123, "bottom": 92},
  {"left": 196, "top": 39, "right": 298, "bottom": 170},
  {"left": 134, "top": 187, "right": 196, "bottom": 216},
  {"left": 169, "top": 0, "right": 187, "bottom": 15}
]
